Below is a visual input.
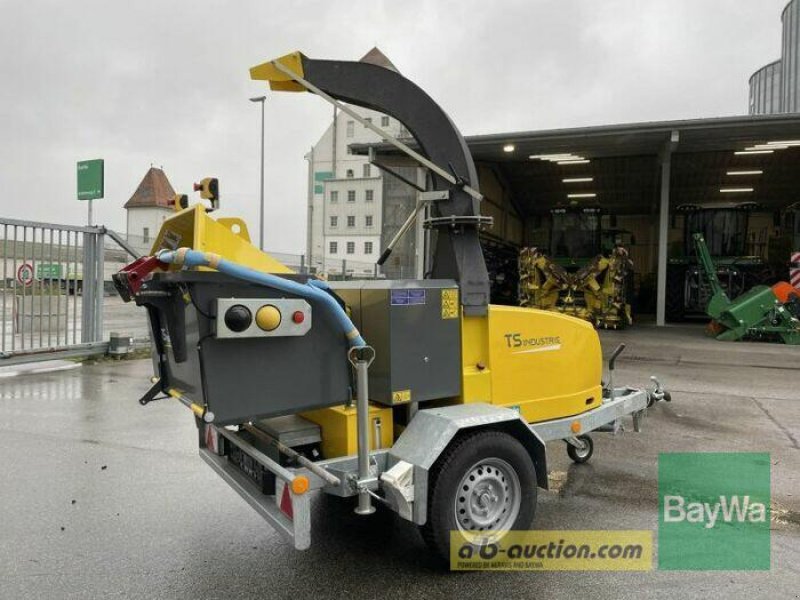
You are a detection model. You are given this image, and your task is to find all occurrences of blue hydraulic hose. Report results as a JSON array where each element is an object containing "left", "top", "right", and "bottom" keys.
[{"left": 156, "top": 248, "right": 366, "bottom": 347}]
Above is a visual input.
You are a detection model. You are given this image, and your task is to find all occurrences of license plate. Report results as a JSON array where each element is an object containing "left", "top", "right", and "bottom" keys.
[{"left": 228, "top": 445, "right": 275, "bottom": 494}]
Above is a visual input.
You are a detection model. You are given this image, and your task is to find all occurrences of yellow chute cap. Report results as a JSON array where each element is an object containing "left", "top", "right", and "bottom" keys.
[
  {"left": 249, "top": 51, "right": 306, "bottom": 92},
  {"left": 256, "top": 305, "right": 282, "bottom": 331}
]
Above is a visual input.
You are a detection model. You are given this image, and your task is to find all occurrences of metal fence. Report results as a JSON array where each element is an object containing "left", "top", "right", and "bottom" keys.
[{"left": 0, "top": 218, "right": 107, "bottom": 361}]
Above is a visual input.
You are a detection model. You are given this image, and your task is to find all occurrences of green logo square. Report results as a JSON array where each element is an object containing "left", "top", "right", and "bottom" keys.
[{"left": 658, "top": 452, "right": 770, "bottom": 570}]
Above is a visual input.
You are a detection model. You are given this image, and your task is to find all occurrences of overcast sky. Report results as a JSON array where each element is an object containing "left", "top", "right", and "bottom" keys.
[{"left": 0, "top": 0, "right": 788, "bottom": 253}]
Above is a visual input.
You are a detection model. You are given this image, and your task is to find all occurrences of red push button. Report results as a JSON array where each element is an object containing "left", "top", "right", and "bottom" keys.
[{"left": 292, "top": 311, "right": 305, "bottom": 324}]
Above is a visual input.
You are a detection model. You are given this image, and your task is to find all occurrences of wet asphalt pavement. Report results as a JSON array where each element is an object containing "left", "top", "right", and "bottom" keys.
[{"left": 1, "top": 328, "right": 799, "bottom": 600}]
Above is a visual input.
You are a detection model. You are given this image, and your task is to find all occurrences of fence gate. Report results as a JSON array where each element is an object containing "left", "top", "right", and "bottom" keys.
[{"left": 0, "top": 218, "right": 106, "bottom": 363}]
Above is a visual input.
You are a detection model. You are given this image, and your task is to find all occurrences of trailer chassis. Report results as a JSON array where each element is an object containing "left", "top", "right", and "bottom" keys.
[{"left": 195, "top": 348, "right": 663, "bottom": 551}]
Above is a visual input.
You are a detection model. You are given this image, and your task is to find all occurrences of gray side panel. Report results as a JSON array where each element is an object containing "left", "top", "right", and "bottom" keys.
[
  {"left": 330, "top": 280, "right": 461, "bottom": 405},
  {"left": 148, "top": 272, "right": 351, "bottom": 425},
  {"left": 385, "top": 282, "right": 461, "bottom": 404}
]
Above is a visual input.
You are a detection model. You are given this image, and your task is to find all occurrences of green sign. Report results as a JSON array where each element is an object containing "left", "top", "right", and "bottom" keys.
[
  {"left": 314, "top": 171, "right": 333, "bottom": 194},
  {"left": 77, "top": 159, "right": 104, "bottom": 201},
  {"left": 37, "top": 263, "right": 63, "bottom": 279},
  {"left": 658, "top": 452, "right": 770, "bottom": 570}
]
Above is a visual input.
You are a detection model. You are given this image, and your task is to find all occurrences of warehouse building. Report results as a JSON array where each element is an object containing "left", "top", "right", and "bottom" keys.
[
  {"left": 359, "top": 113, "right": 800, "bottom": 325},
  {"left": 304, "top": 5, "right": 800, "bottom": 321}
]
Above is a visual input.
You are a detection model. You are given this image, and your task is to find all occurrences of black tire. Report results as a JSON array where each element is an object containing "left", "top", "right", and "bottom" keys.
[
  {"left": 420, "top": 430, "right": 537, "bottom": 564},
  {"left": 566, "top": 434, "right": 594, "bottom": 464}
]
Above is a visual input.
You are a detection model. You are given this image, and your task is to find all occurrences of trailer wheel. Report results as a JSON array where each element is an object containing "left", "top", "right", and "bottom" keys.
[
  {"left": 420, "top": 430, "right": 537, "bottom": 564},
  {"left": 567, "top": 435, "right": 593, "bottom": 464}
]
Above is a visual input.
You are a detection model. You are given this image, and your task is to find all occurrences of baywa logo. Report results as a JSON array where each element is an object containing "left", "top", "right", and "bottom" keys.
[
  {"left": 658, "top": 452, "right": 771, "bottom": 570},
  {"left": 504, "top": 333, "right": 562, "bottom": 354},
  {"left": 663, "top": 494, "right": 767, "bottom": 529}
]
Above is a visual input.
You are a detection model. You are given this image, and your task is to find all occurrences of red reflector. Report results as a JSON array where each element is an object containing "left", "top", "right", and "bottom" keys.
[
  {"left": 279, "top": 484, "right": 294, "bottom": 519},
  {"left": 292, "top": 311, "right": 305, "bottom": 324}
]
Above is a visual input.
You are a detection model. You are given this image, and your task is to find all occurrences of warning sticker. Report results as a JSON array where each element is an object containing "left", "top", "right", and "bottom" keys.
[
  {"left": 391, "top": 289, "right": 409, "bottom": 305},
  {"left": 391, "top": 289, "right": 427, "bottom": 306},
  {"left": 162, "top": 230, "right": 182, "bottom": 250},
  {"left": 392, "top": 389, "right": 412, "bottom": 403},
  {"left": 441, "top": 289, "right": 459, "bottom": 319},
  {"left": 408, "top": 289, "right": 426, "bottom": 305}
]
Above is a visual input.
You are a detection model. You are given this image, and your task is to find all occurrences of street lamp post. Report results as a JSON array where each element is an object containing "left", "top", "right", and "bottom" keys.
[{"left": 250, "top": 96, "right": 267, "bottom": 250}]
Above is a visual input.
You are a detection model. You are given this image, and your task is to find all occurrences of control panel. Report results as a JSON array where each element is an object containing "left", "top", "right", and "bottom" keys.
[{"left": 215, "top": 298, "right": 312, "bottom": 339}]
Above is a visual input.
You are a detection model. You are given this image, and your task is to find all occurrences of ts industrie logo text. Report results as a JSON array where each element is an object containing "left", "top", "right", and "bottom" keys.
[
  {"left": 504, "top": 333, "right": 562, "bottom": 354},
  {"left": 663, "top": 495, "right": 767, "bottom": 529}
]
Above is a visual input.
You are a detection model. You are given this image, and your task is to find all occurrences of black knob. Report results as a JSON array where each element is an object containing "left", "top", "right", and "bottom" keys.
[{"left": 224, "top": 304, "right": 252, "bottom": 333}]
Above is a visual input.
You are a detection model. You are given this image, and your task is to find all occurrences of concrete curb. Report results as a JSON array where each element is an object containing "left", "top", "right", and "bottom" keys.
[
  {"left": 0, "top": 360, "right": 82, "bottom": 379},
  {"left": 599, "top": 325, "right": 800, "bottom": 370}
]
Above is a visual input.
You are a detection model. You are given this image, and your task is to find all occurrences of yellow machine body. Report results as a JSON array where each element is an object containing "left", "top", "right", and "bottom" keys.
[
  {"left": 303, "top": 305, "right": 602, "bottom": 458},
  {"left": 304, "top": 306, "right": 603, "bottom": 458},
  {"left": 150, "top": 204, "right": 293, "bottom": 274},
  {"left": 460, "top": 306, "right": 603, "bottom": 423},
  {"left": 146, "top": 205, "right": 603, "bottom": 458},
  {"left": 301, "top": 404, "right": 394, "bottom": 459}
]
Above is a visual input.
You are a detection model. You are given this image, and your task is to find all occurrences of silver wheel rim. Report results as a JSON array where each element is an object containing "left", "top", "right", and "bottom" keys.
[
  {"left": 454, "top": 457, "right": 521, "bottom": 534},
  {"left": 573, "top": 441, "right": 590, "bottom": 458}
]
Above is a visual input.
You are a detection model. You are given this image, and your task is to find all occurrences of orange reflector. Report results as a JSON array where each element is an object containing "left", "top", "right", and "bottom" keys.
[
  {"left": 570, "top": 421, "right": 581, "bottom": 434},
  {"left": 291, "top": 475, "right": 309, "bottom": 495}
]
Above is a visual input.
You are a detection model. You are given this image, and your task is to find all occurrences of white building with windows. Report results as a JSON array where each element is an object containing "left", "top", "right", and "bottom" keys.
[
  {"left": 305, "top": 48, "right": 405, "bottom": 275},
  {"left": 124, "top": 166, "right": 176, "bottom": 253}
]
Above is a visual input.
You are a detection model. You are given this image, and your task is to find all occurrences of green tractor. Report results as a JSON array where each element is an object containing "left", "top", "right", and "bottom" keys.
[
  {"left": 666, "top": 202, "right": 776, "bottom": 321},
  {"left": 547, "top": 204, "right": 635, "bottom": 267}
]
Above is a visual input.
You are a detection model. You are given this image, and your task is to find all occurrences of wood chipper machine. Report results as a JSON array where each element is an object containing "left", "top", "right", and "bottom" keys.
[
  {"left": 114, "top": 51, "right": 668, "bottom": 563},
  {"left": 693, "top": 233, "right": 800, "bottom": 344}
]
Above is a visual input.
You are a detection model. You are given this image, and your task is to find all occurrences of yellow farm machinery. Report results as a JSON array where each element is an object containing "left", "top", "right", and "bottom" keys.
[
  {"left": 114, "top": 51, "right": 666, "bottom": 563},
  {"left": 519, "top": 206, "right": 634, "bottom": 329}
]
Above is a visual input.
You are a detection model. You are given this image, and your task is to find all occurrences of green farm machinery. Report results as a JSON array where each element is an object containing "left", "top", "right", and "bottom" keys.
[
  {"left": 666, "top": 203, "right": 776, "bottom": 321},
  {"left": 693, "top": 233, "right": 800, "bottom": 344}
]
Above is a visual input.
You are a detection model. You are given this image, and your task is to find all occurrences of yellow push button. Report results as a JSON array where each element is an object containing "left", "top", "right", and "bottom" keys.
[{"left": 255, "top": 305, "right": 282, "bottom": 331}]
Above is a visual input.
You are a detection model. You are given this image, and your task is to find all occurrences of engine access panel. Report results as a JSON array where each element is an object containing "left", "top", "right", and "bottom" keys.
[{"left": 330, "top": 280, "right": 462, "bottom": 406}]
